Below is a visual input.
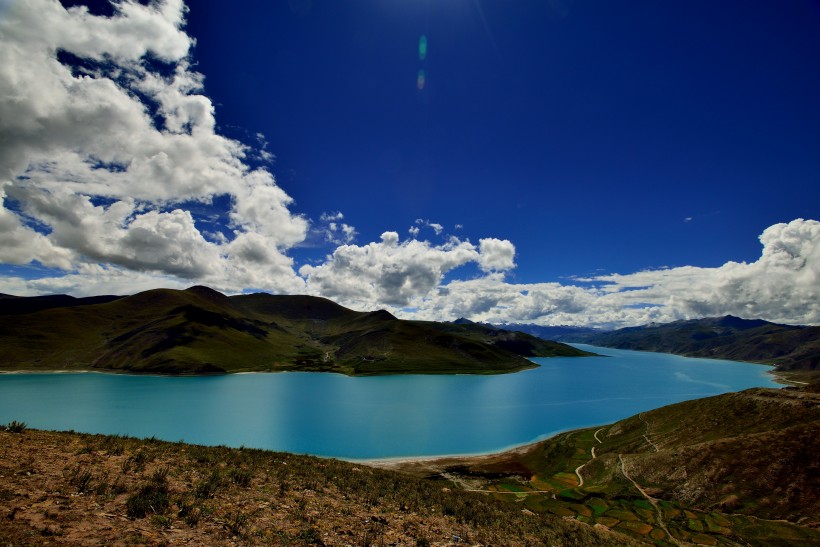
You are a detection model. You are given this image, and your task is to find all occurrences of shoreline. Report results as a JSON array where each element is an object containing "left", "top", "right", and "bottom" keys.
[
  {"left": 358, "top": 435, "right": 562, "bottom": 469},
  {"left": 350, "top": 425, "right": 608, "bottom": 467}
]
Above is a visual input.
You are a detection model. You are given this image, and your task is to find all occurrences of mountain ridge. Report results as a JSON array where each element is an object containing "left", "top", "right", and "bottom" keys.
[
  {"left": 492, "top": 315, "right": 820, "bottom": 373},
  {"left": 0, "top": 286, "right": 593, "bottom": 376}
]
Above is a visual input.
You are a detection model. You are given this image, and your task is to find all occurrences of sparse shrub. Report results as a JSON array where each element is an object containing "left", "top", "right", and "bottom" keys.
[
  {"left": 150, "top": 514, "right": 172, "bottom": 528},
  {"left": 415, "top": 538, "right": 431, "bottom": 547},
  {"left": 194, "top": 469, "right": 222, "bottom": 499},
  {"left": 189, "top": 446, "right": 216, "bottom": 464},
  {"left": 151, "top": 465, "right": 170, "bottom": 484},
  {"left": 5, "top": 420, "right": 27, "bottom": 433},
  {"left": 296, "top": 526, "right": 323, "bottom": 544},
  {"left": 104, "top": 437, "right": 125, "bottom": 456},
  {"left": 95, "top": 472, "right": 110, "bottom": 495},
  {"left": 225, "top": 510, "right": 249, "bottom": 536},
  {"left": 126, "top": 483, "right": 169, "bottom": 518},
  {"left": 229, "top": 467, "right": 252, "bottom": 487},
  {"left": 178, "top": 500, "right": 202, "bottom": 527},
  {"left": 123, "top": 449, "right": 150, "bottom": 473},
  {"left": 68, "top": 465, "right": 94, "bottom": 493},
  {"left": 111, "top": 475, "right": 128, "bottom": 495}
]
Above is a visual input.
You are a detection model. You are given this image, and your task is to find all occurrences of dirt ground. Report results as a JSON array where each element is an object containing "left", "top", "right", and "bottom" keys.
[{"left": 0, "top": 428, "right": 626, "bottom": 546}]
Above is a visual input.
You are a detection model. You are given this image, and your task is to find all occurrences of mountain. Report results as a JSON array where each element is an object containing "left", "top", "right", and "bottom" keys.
[
  {"left": 493, "top": 322, "right": 602, "bottom": 342},
  {"left": 558, "top": 315, "right": 820, "bottom": 372},
  {"left": 0, "top": 286, "right": 592, "bottom": 375},
  {"left": 0, "top": 293, "right": 123, "bottom": 315},
  {"left": 433, "top": 320, "right": 592, "bottom": 358}
]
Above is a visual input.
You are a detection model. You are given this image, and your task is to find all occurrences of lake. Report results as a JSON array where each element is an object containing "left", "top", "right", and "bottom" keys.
[{"left": 0, "top": 345, "right": 780, "bottom": 459}]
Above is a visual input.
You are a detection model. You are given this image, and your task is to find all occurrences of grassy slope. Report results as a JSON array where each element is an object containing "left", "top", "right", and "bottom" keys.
[
  {"left": 0, "top": 286, "right": 591, "bottom": 375},
  {"left": 394, "top": 385, "right": 820, "bottom": 545},
  {"left": 592, "top": 387, "right": 820, "bottom": 520}
]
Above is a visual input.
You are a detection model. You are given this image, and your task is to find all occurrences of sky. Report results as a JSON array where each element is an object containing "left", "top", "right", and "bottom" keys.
[{"left": 0, "top": 0, "right": 818, "bottom": 328}]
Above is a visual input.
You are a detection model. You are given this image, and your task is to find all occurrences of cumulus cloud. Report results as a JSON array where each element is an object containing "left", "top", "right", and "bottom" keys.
[
  {"left": 478, "top": 238, "right": 516, "bottom": 272},
  {"left": 412, "top": 218, "right": 444, "bottom": 236},
  {"left": 588, "top": 218, "right": 820, "bottom": 326},
  {"left": 400, "top": 219, "right": 820, "bottom": 328},
  {"left": 0, "top": 0, "right": 305, "bottom": 293},
  {"left": 318, "top": 212, "right": 356, "bottom": 245},
  {"left": 0, "top": 264, "right": 189, "bottom": 298},
  {"left": 300, "top": 233, "right": 482, "bottom": 308}
]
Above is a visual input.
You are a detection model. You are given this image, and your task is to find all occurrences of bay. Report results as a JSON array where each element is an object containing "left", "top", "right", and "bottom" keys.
[{"left": 0, "top": 345, "right": 780, "bottom": 459}]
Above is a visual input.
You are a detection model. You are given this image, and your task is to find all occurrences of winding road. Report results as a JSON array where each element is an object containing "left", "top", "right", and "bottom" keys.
[{"left": 574, "top": 427, "right": 605, "bottom": 488}]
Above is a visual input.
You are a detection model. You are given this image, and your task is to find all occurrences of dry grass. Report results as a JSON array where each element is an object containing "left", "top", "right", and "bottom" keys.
[{"left": 0, "top": 428, "right": 633, "bottom": 546}]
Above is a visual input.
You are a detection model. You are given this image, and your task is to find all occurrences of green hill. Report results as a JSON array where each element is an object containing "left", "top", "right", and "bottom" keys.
[
  {"left": 0, "top": 286, "right": 592, "bottom": 375},
  {"left": 396, "top": 384, "right": 820, "bottom": 545}
]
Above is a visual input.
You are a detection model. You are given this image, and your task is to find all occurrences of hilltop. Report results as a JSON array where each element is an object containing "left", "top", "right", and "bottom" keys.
[{"left": 0, "top": 286, "right": 592, "bottom": 376}]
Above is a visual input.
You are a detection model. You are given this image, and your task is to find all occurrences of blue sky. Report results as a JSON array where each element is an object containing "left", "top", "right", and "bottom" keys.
[
  {"left": 0, "top": 0, "right": 818, "bottom": 327},
  {"left": 186, "top": 1, "right": 820, "bottom": 278}
]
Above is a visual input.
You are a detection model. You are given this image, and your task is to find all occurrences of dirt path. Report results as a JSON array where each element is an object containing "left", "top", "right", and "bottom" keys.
[
  {"left": 574, "top": 427, "right": 605, "bottom": 488},
  {"left": 618, "top": 454, "right": 681, "bottom": 546},
  {"left": 639, "top": 412, "right": 659, "bottom": 452},
  {"left": 463, "top": 489, "right": 554, "bottom": 494}
]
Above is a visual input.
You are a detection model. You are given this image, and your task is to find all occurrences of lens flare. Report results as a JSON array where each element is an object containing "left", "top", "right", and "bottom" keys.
[
  {"left": 417, "top": 69, "right": 426, "bottom": 90},
  {"left": 418, "top": 35, "right": 427, "bottom": 61}
]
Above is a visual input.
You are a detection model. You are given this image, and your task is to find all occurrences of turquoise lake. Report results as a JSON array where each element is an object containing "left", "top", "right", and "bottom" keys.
[{"left": 0, "top": 345, "right": 780, "bottom": 459}]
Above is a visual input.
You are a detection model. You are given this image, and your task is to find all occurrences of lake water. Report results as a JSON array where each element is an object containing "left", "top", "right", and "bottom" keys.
[{"left": 0, "top": 345, "right": 780, "bottom": 459}]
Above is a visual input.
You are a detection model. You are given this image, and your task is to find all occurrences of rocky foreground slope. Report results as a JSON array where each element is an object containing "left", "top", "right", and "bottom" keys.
[{"left": 0, "top": 426, "right": 631, "bottom": 546}]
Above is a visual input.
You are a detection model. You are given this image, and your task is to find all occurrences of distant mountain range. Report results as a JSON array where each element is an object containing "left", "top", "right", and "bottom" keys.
[
  {"left": 494, "top": 315, "right": 820, "bottom": 372},
  {"left": 0, "top": 286, "right": 592, "bottom": 375}
]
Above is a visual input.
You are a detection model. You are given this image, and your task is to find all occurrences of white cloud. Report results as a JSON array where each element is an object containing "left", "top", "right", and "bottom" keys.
[
  {"left": 478, "top": 238, "right": 516, "bottom": 272},
  {"left": 0, "top": 263, "right": 189, "bottom": 298},
  {"left": 320, "top": 212, "right": 344, "bottom": 222},
  {"left": 318, "top": 211, "right": 356, "bottom": 245},
  {"left": 589, "top": 218, "right": 820, "bottom": 326},
  {"left": 403, "top": 219, "right": 820, "bottom": 328},
  {"left": 0, "top": 186, "right": 74, "bottom": 269},
  {"left": 301, "top": 233, "right": 480, "bottom": 308},
  {"left": 0, "top": 0, "right": 305, "bottom": 293},
  {"left": 413, "top": 218, "right": 444, "bottom": 236}
]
